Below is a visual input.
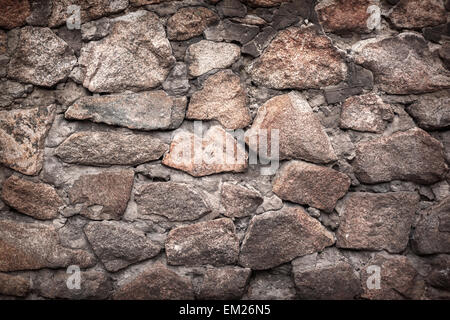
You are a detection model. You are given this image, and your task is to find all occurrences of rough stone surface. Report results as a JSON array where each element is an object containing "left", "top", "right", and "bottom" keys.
[
  {"left": 221, "top": 183, "right": 263, "bottom": 218},
  {"left": 197, "top": 266, "right": 251, "bottom": 299},
  {"left": 272, "top": 161, "right": 350, "bottom": 212},
  {"left": 0, "top": 0, "right": 31, "bottom": 29},
  {"left": 162, "top": 62, "right": 190, "bottom": 96},
  {"left": 244, "top": 273, "right": 297, "bottom": 300},
  {"left": 241, "top": 26, "right": 277, "bottom": 57},
  {"left": 239, "top": 207, "right": 335, "bottom": 270},
  {"left": 79, "top": 11, "right": 175, "bottom": 93},
  {"left": 406, "top": 90, "right": 450, "bottom": 130},
  {"left": 336, "top": 192, "right": 420, "bottom": 253},
  {"left": 0, "top": 105, "right": 55, "bottom": 176},
  {"left": 68, "top": 170, "right": 134, "bottom": 220},
  {"left": 84, "top": 221, "right": 161, "bottom": 272},
  {"left": 218, "top": 0, "right": 247, "bottom": 17},
  {"left": 248, "top": 27, "right": 347, "bottom": 90},
  {"left": 389, "top": 0, "right": 447, "bottom": 29},
  {"left": 204, "top": 20, "right": 259, "bottom": 44},
  {"left": 166, "top": 218, "right": 240, "bottom": 266},
  {"left": 1, "top": 175, "right": 63, "bottom": 220},
  {"left": 187, "top": 70, "right": 251, "bottom": 129},
  {"left": 65, "top": 91, "right": 186, "bottom": 131},
  {"left": 242, "top": 0, "right": 290, "bottom": 7},
  {"left": 0, "top": 273, "right": 30, "bottom": 297},
  {"left": 56, "top": 131, "right": 168, "bottom": 166},
  {"left": 135, "top": 182, "right": 211, "bottom": 221},
  {"left": 0, "top": 220, "right": 95, "bottom": 272},
  {"left": 167, "top": 7, "right": 218, "bottom": 40},
  {"left": 352, "top": 128, "right": 448, "bottom": 184}
]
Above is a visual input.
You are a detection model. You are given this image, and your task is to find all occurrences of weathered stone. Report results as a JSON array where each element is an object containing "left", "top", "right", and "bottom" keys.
[
  {"left": 197, "top": 266, "right": 251, "bottom": 300},
  {"left": 241, "top": 26, "right": 276, "bottom": 57},
  {"left": 204, "top": 20, "right": 259, "bottom": 44},
  {"left": 186, "top": 40, "right": 240, "bottom": 77},
  {"left": 79, "top": 11, "right": 175, "bottom": 93},
  {"left": 248, "top": 26, "right": 347, "bottom": 90},
  {"left": 425, "top": 255, "right": 450, "bottom": 290},
  {"left": 56, "top": 131, "right": 168, "bottom": 166},
  {"left": 1, "top": 175, "right": 63, "bottom": 220},
  {"left": 26, "top": 0, "right": 52, "bottom": 26},
  {"left": 0, "top": 31, "right": 6, "bottom": 55},
  {"left": 0, "top": 273, "right": 30, "bottom": 297},
  {"left": 244, "top": 273, "right": 297, "bottom": 300},
  {"left": 166, "top": 218, "right": 239, "bottom": 266},
  {"left": 232, "top": 14, "right": 267, "bottom": 26},
  {"left": 0, "top": 105, "right": 55, "bottom": 176},
  {"left": 389, "top": 0, "right": 446, "bottom": 29},
  {"left": 55, "top": 26, "right": 82, "bottom": 56},
  {"left": 423, "top": 23, "right": 450, "bottom": 44},
  {"left": 406, "top": 90, "right": 450, "bottom": 130},
  {"left": 65, "top": 91, "right": 186, "bottom": 131},
  {"left": 340, "top": 93, "right": 394, "bottom": 132},
  {"left": 353, "top": 128, "right": 448, "bottom": 184},
  {"left": 84, "top": 221, "right": 161, "bottom": 272},
  {"left": 271, "top": 2, "right": 303, "bottom": 30},
  {"left": 68, "top": 170, "right": 134, "bottom": 220},
  {"left": 218, "top": 0, "right": 247, "bottom": 17},
  {"left": 272, "top": 161, "right": 350, "bottom": 212},
  {"left": 113, "top": 264, "right": 194, "bottom": 300},
  {"left": 167, "top": 7, "right": 218, "bottom": 40},
  {"left": 336, "top": 192, "right": 420, "bottom": 253},
  {"left": 187, "top": 70, "right": 251, "bottom": 129},
  {"left": 239, "top": 207, "right": 335, "bottom": 270},
  {"left": 245, "top": 92, "right": 337, "bottom": 163},
  {"left": 352, "top": 33, "right": 450, "bottom": 94},
  {"left": 162, "top": 62, "right": 190, "bottom": 96},
  {"left": 135, "top": 182, "right": 211, "bottom": 222},
  {"left": 0, "top": 0, "right": 30, "bottom": 29},
  {"left": 0, "top": 219, "right": 95, "bottom": 272},
  {"left": 0, "top": 81, "right": 27, "bottom": 109},
  {"left": 412, "top": 196, "right": 450, "bottom": 255},
  {"left": 7, "top": 27, "right": 76, "bottom": 87},
  {"left": 162, "top": 126, "right": 248, "bottom": 177},
  {"left": 221, "top": 183, "right": 263, "bottom": 218},
  {"left": 81, "top": 17, "right": 111, "bottom": 41},
  {"left": 242, "top": 0, "right": 290, "bottom": 7},
  {"left": 440, "top": 42, "right": 450, "bottom": 69}
]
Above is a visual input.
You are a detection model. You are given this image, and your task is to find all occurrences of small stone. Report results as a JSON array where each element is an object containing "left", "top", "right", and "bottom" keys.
[
  {"left": 0, "top": 219, "right": 95, "bottom": 272},
  {"left": 272, "top": 160, "right": 350, "bottom": 212},
  {"left": 271, "top": 2, "right": 302, "bottom": 30},
  {"left": 352, "top": 128, "right": 448, "bottom": 184},
  {"left": 0, "top": 105, "right": 55, "bottom": 175},
  {"left": 244, "top": 273, "right": 296, "bottom": 300},
  {"left": 340, "top": 93, "right": 394, "bottom": 133},
  {"left": 239, "top": 206, "right": 335, "bottom": 270},
  {"left": 68, "top": 170, "right": 134, "bottom": 220},
  {"left": 65, "top": 91, "right": 186, "bottom": 131},
  {"left": 162, "top": 62, "right": 190, "bottom": 96},
  {"left": 218, "top": 0, "right": 247, "bottom": 17},
  {"left": 336, "top": 192, "right": 420, "bottom": 253},
  {"left": 84, "top": 221, "right": 161, "bottom": 272},
  {"left": 80, "top": 17, "right": 111, "bottom": 41},
  {"left": 204, "top": 20, "right": 259, "bottom": 44},
  {"left": 113, "top": 264, "right": 194, "bottom": 300},
  {"left": 0, "top": 0, "right": 30, "bottom": 29},
  {"left": 0, "top": 273, "right": 30, "bottom": 297},
  {"left": 197, "top": 266, "right": 251, "bottom": 300},
  {"left": 187, "top": 70, "right": 251, "bottom": 129},
  {"left": 135, "top": 182, "right": 211, "bottom": 222},
  {"left": 56, "top": 131, "right": 168, "bottom": 166},
  {"left": 242, "top": 0, "right": 290, "bottom": 7},
  {"left": 323, "top": 85, "right": 363, "bottom": 104},
  {"left": 389, "top": 0, "right": 446, "bottom": 29},
  {"left": 412, "top": 196, "right": 450, "bottom": 255},
  {"left": 26, "top": 0, "right": 52, "bottom": 26},
  {"left": 406, "top": 90, "right": 450, "bottom": 130},
  {"left": 245, "top": 92, "right": 337, "bottom": 163},
  {"left": 423, "top": 23, "right": 449, "bottom": 43},
  {"left": 55, "top": 81, "right": 88, "bottom": 107},
  {"left": 166, "top": 218, "right": 240, "bottom": 266},
  {"left": 167, "top": 7, "right": 218, "bottom": 40},
  {"left": 241, "top": 26, "right": 277, "bottom": 57},
  {"left": 7, "top": 27, "right": 76, "bottom": 87},
  {"left": 186, "top": 40, "right": 240, "bottom": 77},
  {"left": 248, "top": 26, "right": 347, "bottom": 90},
  {"left": 221, "top": 183, "right": 263, "bottom": 218},
  {"left": 1, "top": 175, "right": 63, "bottom": 220},
  {"left": 162, "top": 126, "right": 248, "bottom": 177}
]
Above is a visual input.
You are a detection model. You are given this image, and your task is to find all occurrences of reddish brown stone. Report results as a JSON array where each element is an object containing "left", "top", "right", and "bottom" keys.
[
  {"left": 0, "top": 0, "right": 30, "bottom": 29},
  {"left": 0, "top": 273, "right": 30, "bottom": 297},
  {"left": 389, "top": 0, "right": 446, "bottom": 29},
  {"left": 167, "top": 7, "right": 219, "bottom": 40},
  {"left": 221, "top": 183, "right": 263, "bottom": 218},
  {"left": 197, "top": 267, "right": 251, "bottom": 300}
]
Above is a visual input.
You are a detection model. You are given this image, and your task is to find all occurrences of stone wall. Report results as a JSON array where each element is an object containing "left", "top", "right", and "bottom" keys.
[{"left": 0, "top": 0, "right": 449, "bottom": 300}]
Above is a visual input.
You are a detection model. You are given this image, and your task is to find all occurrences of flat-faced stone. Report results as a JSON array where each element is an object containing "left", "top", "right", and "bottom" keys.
[
  {"left": 239, "top": 206, "right": 335, "bottom": 270},
  {"left": 0, "top": 219, "right": 95, "bottom": 272},
  {"left": 248, "top": 26, "right": 347, "bottom": 90},
  {"left": 352, "top": 33, "right": 450, "bottom": 94},
  {"left": 241, "top": 26, "right": 277, "bottom": 57},
  {"left": 162, "top": 126, "right": 248, "bottom": 177},
  {"left": 340, "top": 93, "right": 394, "bottom": 132},
  {"left": 65, "top": 91, "right": 186, "bottom": 131},
  {"left": 7, "top": 27, "right": 76, "bottom": 87},
  {"left": 197, "top": 266, "right": 251, "bottom": 300},
  {"left": 389, "top": 0, "right": 446, "bottom": 29},
  {"left": 55, "top": 131, "right": 168, "bottom": 166},
  {"left": 244, "top": 272, "right": 297, "bottom": 300},
  {"left": 204, "top": 20, "right": 259, "bottom": 44},
  {"left": 186, "top": 40, "right": 240, "bottom": 77},
  {"left": 166, "top": 218, "right": 240, "bottom": 266},
  {"left": 245, "top": 92, "right": 337, "bottom": 163},
  {"left": 406, "top": 90, "right": 450, "bottom": 130},
  {"left": 0, "top": 105, "right": 55, "bottom": 176},
  {"left": 162, "top": 62, "right": 190, "bottom": 96},
  {"left": 113, "top": 264, "right": 194, "bottom": 300},
  {"left": 1, "top": 175, "right": 63, "bottom": 220},
  {"left": 336, "top": 192, "right": 420, "bottom": 253},
  {"left": 352, "top": 128, "right": 448, "bottom": 184},
  {"left": 68, "top": 170, "right": 134, "bottom": 220},
  {"left": 221, "top": 183, "right": 263, "bottom": 218},
  {"left": 167, "top": 7, "right": 218, "bottom": 40},
  {"left": 84, "top": 221, "right": 161, "bottom": 272},
  {"left": 412, "top": 196, "right": 450, "bottom": 255},
  {"left": 135, "top": 182, "right": 211, "bottom": 222},
  {"left": 0, "top": 273, "right": 30, "bottom": 297},
  {"left": 0, "top": 0, "right": 30, "bottom": 29},
  {"left": 79, "top": 10, "right": 175, "bottom": 93},
  {"left": 218, "top": 0, "right": 247, "bottom": 17},
  {"left": 272, "top": 160, "right": 350, "bottom": 212},
  {"left": 187, "top": 70, "right": 251, "bottom": 129}
]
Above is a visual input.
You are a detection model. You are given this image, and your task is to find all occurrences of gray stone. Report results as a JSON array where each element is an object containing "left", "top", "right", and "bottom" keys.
[
  {"left": 197, "top": 266, "right": 251, "bottom": 300},
  {"left": 244, "top": 273, "right": 296, "bottom": 300},
  {"left": 218, "top": 0, "right": 247, "bottom": 17},
  {"left": 81, "top": 17, "right": 111, "bottom": 41},
  {"left": 204, "top": 20, "right": 259, "bottom": 44},
  {"left": 406, "top": 90, "right": 450, "bottom": 130},
  {"left": 241, "top": 26, "right": 276, "bottom": 57},
  {"left": 162, "top": 62, "right": 190, "bottom": 96}
]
